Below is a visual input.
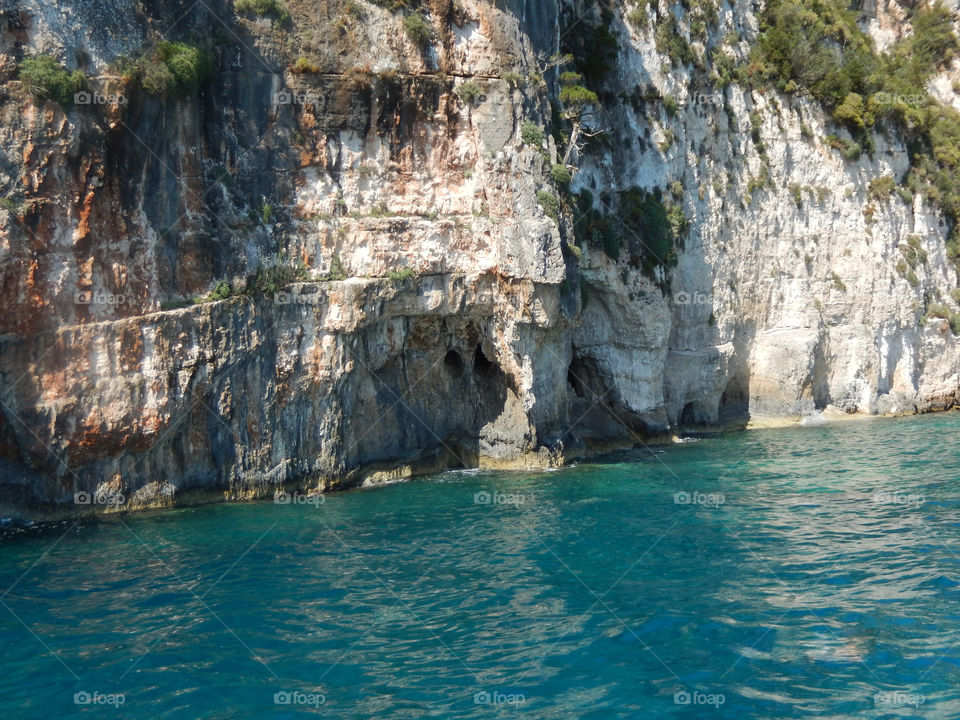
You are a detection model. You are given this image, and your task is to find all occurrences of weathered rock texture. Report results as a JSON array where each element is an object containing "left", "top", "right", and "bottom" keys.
[{"left": 2, "top": 0, "right": 960, "bottom": 516}]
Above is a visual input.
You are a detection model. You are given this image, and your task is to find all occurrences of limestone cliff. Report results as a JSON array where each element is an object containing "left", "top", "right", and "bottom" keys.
[{"left": 1, "top": 0, "right": 960, "bottom": 516}]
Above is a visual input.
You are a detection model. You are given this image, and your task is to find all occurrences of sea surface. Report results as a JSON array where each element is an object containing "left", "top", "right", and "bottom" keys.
[{"left": 2, "top": 413, "right": 960, "bottom": 718}]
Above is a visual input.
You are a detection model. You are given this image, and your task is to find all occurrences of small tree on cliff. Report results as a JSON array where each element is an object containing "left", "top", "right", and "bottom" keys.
[{"left": 557, "top": 72, "right": 599, "bottom": 166}]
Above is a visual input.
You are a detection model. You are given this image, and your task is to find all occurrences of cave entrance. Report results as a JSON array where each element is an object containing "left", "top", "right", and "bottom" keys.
[
  {"left": 444, "top": 349, "right": 464, "bottom": 375},
  {"left": 718, "top": 375, "right": 750, "bottom": 427}
]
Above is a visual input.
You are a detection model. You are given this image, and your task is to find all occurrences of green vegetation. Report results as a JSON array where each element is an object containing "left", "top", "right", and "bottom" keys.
[
  {"left": 521, "top": 120, "right": 544, "bottom": 146},
  {"left": 502, "top": 71, "right": 523, "bottom": 89},
  {"left": 291, "top": 56, "right": 321, "bottom": 74},
  {"left": 455, "top": 80, "right": 483, "bottom": 106},
  {"left": 559, "top": 84, "right": 598, "bottom": 108},
  {"left": 662, "top": 94, "right": 679, "bottom": 117},
  {"left": 235, "top": 0, "right": 289, "bottom": 23},
  {"left": 655, "top": 13, "right": 695, "bottom": 68},
  {"left": 260, "top": 203, "right": 274, "bottom": 224},
  {"left": 194, "top": 280, "right": 234, "bottom": 304},
  {"left": 621, "top": 188, "right": 685, "bottom": 273},
  {"left": 122, "top": 41, "right": 211, "bottom": 96},
  {"left": 19, "top": 56, "right": 86, "bottom": 106},
  {"left": 551, "top": 164, "right": 572, "bottom": 187},
  {"left": 573, "top": 191, "right": 620, "bottom": 261},
  {"left": 386, "top": 267, "right": 416, "bottom": 283},
  {"left": 748, "top": 0, "right": 960, "bottom": 274},
  {"left": 326, "top": 252, "right": 347, "bottom": 281},
  {"left": 868, "top": 175, "right": 896, "bottom": 201},
  {"left": 247, "top": 257, "right": 309, "bottom": 297},
  {"left": 403, "top": 13, "right": 433, "bottom": 49},
  {"left": 659, "top": 128, "right": 674, "bottom": 153},
  {"left": 900, "top": 235, "right": 929, "bottom": 270},
  {"left": 561, "top": 5, "right": 619, "bottom": 86},
  {"left": 572, "top": 188, "right": 685, "bottom": 277},
  {"left": 537, "top": 190, "right": 560, "bottom": 222},
  {"left": 627, "top": 2, "right": 651, "bottom": 30}
]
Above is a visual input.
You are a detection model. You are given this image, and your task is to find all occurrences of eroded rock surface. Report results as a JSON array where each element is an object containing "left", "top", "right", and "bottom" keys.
[{"left": 2, "top": 0, "right": 960, "bottom": 516}]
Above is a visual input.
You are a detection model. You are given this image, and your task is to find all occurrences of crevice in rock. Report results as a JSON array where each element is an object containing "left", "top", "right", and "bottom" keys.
[{"left": 718, "top": 374, "right": 750, "bottom": 428}]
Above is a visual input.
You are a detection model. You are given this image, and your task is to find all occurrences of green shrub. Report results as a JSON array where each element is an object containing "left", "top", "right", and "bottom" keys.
[
  {"left": 537, "top": 190, "right": 560, "bottom": 222},
  {"left": 551, "top": 164, "right": 572, "bottom": 186},
  {"left": 133, "top": 42, "right": 211, "bottom": 96},
  {"left": 386, "top": 267, "right": 416, "bottom": 283},
  {"left": 195, "top": 280, "right": 234, "bottom": 304},
  {"left": 260, "top": 203, "right": 274, "bottom": 224},
  {"left": 235, "top": 0, "right": 289, "bottom": 23},
  {"left": 900, "top": 236, "right": 928, "bottom": 268},
  {"left": 160, "top": 42, "right": 209, "bottom": 91},
  {"left": 403, "top": 13, "right": 433, "bottom": 49},
  {"left": 327, "top": 252, "right": 347, "bottom": 281},
  {"left": 928, "top": 302, "right": 951, "bottom": 319},
  {"left": 455, "top": 80, "right": 483, "bottom": 106},
  {"left": 627, "top": 2, "right": 650, "bottom": 30},
  {"left": 620, "top": 188, "right": 684, "bottom": 272},
  {"left": 659, "top": 128, "right": 675, "bottom": 153},
  {"left": 663, "top": 94, "right": 678, "bottom": 116},
  {"left": 833, "top": 92, "right": 872, "bottom": 130},
  {"left": 19, "top": 56, "right": 86, "bottom": 105},
  {"left": 573, "top": 191, "right": 620, "bottom": 261},
  {"left": 246, "top": 258, "right": 308, "bottom": 297},
  {"left": 521, "top": 120, "right": 544, "bottom": 146},
  {"left": 559, "top": 84, "right": 598, "bottom": 108},
  {"left": 291, "top": 56, "right": 320, "bottom": 74},
  {"left": 502, "top": 71, "right": 523, "bottom": 89},
  {"left": 655, "top": 14, "right": 695, "bottom": 67},
  {"left": 824, "top": 134, "right": 862, "bottom": 161},
  {"left": 868, "top": 175, "right": 895, "bottom": 201}
]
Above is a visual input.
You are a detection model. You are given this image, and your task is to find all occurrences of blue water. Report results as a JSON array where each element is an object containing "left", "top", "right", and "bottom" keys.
[{"left": 3, "top": 413, "right": 960, "bottom": 718}]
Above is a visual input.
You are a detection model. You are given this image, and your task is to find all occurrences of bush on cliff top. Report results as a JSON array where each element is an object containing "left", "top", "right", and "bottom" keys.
[
  {"left": 19, "top": 56, "right": 86, "bottom": 106},
  {"left": 403, "top": 13, "right": 433, "bottom": 50},
  {"left": 750, "top": 0, "right": 960, "bottom": 276},
  {"left": 235, "top": 0, "right": 290, "bottom": 23},
  {"left": 123, "top": 41, "right": 212, "bottom": 96}
]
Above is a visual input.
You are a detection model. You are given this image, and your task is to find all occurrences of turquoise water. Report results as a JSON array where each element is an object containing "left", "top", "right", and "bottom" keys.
[{"left": 2, "top": 414, "right": 960, "bottom": 718}]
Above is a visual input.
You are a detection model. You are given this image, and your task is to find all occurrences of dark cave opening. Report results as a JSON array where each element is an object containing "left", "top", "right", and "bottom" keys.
[
  {"left": 444, "top": 349, "right": 464, "bottom": 375},
  {"left": 473, "top": 345, "right": 496, "bottom": 376}
]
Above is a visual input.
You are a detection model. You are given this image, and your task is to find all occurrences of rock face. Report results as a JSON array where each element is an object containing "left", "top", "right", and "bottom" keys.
[{"left": 1, "top": 0, "right": 960, "bottom": 515}]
